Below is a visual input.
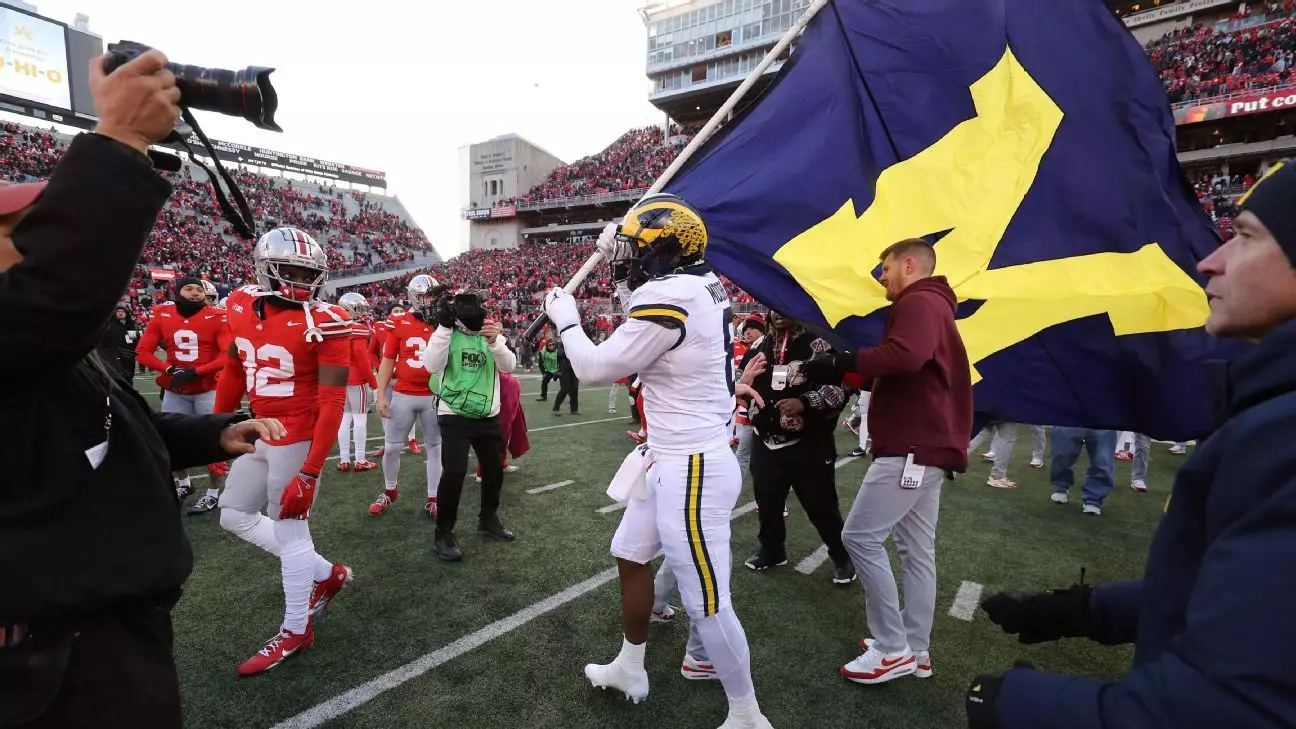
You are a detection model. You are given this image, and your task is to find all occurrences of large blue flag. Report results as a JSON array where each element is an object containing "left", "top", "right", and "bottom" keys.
[{"left": 665, "top": 0, "right": 1233, "bottom": 442}]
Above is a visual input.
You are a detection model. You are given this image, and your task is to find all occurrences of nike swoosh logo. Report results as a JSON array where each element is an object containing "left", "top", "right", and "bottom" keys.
[
  {"left": 287, "top": 321, "right": 302, "bottom": 326},
  {"left": 881, "top": 656, "right": 910, "bottom": 667}
]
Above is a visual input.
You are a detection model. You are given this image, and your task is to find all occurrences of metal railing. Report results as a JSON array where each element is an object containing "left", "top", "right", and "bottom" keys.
[{"left": 1170, "top": 81, "right": 1296, "bottom": 110}]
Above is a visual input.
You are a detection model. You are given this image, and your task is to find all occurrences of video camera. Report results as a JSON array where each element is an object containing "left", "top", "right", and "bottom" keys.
[{"left": 101, "top": 41, "right": 283, "bottom": 241}]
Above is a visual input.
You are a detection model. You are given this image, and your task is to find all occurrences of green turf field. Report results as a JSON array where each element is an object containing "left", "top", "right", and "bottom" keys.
[{"left": 138, "top": 373, "right": 1185, "bottom": 729}]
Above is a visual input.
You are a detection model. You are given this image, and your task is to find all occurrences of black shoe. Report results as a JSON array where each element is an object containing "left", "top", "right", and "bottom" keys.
[
  {"left": 832, "top": 561, "right": 857, "bottom": 585},
  {"left": 570, "top": 411, "right": 580, "bottom": 417},
  {"left": 849, "top": 447, "right": 866, "bottom": 458},
  {"left": 744, "top": 550, "right": 787, "bottom": 571},
  {"left": 187, "top": 493, "right": 219, "bottom": 515},
  {"left": 434, "top": 531, "right": 462, "bottom": 561},
  {"left": 536, "top": 397, "right": 547, "bottom": 402},
  {"left": 477, "top": 517, "right": 516, "bottom": 542},
  {"left": 175, "top": 483, "right": 194, "bottom": 502}
]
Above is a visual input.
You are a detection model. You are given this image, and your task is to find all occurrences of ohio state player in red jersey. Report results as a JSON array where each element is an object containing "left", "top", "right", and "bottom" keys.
[
  {"left": 136, "top": 275, "right": 230, "bottom": 514},
  {"left": 370, "top": 303, "right": 421, "bottom": 458},
  {"left": 213, "top": 228, "right": 354, "bottom": 677},
  {"left": 336, "top": 292, "right": 379, "bottom": 472},
  {"left": 371, "top": 274, "right": 443, "bottom": 518}
]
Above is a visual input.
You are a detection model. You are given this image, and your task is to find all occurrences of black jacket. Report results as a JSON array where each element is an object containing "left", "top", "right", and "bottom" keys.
[
  {"left": 97, "top": 306, "right": 138, "bottom": 379},
  {"left": 746, "top": 327, "right": 847, "bottom": 446},
  {"left": 0, "top": 133, "right": 240, "bottom": 625}
]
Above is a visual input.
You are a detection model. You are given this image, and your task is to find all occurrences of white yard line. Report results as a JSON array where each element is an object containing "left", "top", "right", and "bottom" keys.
[
  {"left": 595, "top": 502, "right": 628, "bottom": 514},
  {"left": 948, "top": 581, "right": 983, "bottom": 622},
  {"left": 270, "top": 500, "right": 758, "bottom": 729},
  {"left": 834, "top": 456, "right": 858, "bottom": 470},
  {"left": 526, "top": 480, "right": 575, "bottom": 495},
  {"left": 794, "top": 545, "right": 830, "bottom": 575}
]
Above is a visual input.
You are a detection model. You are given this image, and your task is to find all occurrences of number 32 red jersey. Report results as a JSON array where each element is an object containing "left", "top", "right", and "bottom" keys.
[
  {"left": 382, "top": 312, "right": 436, "bottom": 396},
  {"left": 224, "top": 286, "right": 352, "bottom": 444}
]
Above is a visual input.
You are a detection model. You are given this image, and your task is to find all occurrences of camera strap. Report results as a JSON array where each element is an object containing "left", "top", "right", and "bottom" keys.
[{"left": 173, "top": 108, "right": 258, "bottom": 240}]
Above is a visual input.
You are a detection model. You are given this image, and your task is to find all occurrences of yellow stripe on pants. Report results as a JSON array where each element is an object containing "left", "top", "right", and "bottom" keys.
[{"left": 686, "top": 453, "right": 719, "bottom": 616}]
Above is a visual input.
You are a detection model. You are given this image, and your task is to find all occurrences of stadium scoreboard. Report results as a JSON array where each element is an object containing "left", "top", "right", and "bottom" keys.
[{"left": 0, "top": 3, "right": 100, "bottom": 125}]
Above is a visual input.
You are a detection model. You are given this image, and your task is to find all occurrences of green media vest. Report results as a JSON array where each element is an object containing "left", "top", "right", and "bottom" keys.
[
  {"left": 540, "top": 348, "right": 558, "bottom": 373},
  {"left": 440, "top": 331, "right": 495, "bottom": 418}
]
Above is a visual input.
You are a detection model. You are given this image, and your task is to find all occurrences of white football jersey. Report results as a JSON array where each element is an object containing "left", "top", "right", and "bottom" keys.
[{"left": 626, "top": 268, "right": 736, "bottom": 456}]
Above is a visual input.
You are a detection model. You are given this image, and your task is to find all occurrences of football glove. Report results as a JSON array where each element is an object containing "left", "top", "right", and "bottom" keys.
[
  {"left": 543, "top": 286, "right": 581, "bottom": 333},
  {"left": 981, "top": 583, "right": 1096, "bottom": 644},
  {"left": 279, "top": 472, "right": 318, "bottom": 520},
  {"left": 595, "top": 221, "right": 619, "bottom": 262},
  {"left": 166, "top": 366, "right": 199, "bottom": 388}
]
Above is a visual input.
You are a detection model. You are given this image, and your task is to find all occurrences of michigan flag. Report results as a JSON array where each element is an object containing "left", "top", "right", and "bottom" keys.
[{"left": 665, "top": 0, "right": 1234, "bottom": 442}]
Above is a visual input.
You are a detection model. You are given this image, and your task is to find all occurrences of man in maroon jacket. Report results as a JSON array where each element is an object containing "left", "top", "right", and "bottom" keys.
[{"left": 805, "top": 237, "right": 972, "bottom": 686}]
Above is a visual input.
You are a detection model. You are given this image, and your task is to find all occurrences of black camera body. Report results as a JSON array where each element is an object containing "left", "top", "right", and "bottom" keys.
[{"left": 104, "top": 41, "right": 280, "bottom": 132}]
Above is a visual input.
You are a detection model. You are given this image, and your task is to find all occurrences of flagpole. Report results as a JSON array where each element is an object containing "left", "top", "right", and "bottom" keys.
[{"left": 522, "top": 0, "right": 832, "bottom": 343}]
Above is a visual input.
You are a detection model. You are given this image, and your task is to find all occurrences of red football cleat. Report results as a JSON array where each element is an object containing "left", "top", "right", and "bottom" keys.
[
  {"left": 353, "top": 460, "right": 377, "bottom": 472},
  {"left": 408, "top": 439, "right": 422, "bottom": 455},
  {"left": 369, "top": 489, "right": 397, "bottom": 516},
  {"left": 424, "top": 497, "right": 438, "bottom": 519},
  {"left": 309, "top": 563, "right": 353, "bottom": 618},
  {"left": 374, "top": 447, "right": 385, "bottom": 458},
  {"left": 336, "top": 461, "right": 352, "bottom": 473},
  {"left": 236, "top": 625, "right": 314, "bottom": 677}
]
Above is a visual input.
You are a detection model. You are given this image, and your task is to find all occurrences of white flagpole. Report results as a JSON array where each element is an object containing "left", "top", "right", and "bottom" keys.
[{"left": 524, "top": 0, "right": 832, "bottom": 342}]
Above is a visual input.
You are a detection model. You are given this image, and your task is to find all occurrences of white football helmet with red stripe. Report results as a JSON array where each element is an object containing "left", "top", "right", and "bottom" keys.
[{"left": 254, "top": 227, "right": 329, "bottom": 301}]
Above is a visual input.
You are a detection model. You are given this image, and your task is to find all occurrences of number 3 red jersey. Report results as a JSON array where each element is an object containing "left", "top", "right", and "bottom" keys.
[
  {"left": 382, "top": 312, "right": 436, "bottom": 396},
  {"left": 135, "top": 301, "right": 228, "bottom": 393},
  {"left": 224, "top": 286, "right": 353, "bottom": 444}
]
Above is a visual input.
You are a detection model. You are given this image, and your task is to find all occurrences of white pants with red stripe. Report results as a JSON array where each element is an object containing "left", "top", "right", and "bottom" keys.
[
  {"left": 339, "top": 385, "right": 372, "bottom": 462},
  {"left": 218, "top": 440, "right": 335, "bottom": 634}
]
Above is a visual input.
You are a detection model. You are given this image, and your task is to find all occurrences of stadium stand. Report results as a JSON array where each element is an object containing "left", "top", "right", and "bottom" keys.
[
  {"left": 1146, "top": 2, "right": 1296, "bottom": 104},
  {"left": 0, "top": 121, "right": 434, "bottom": 313},
  {"left": 503, "top": 125, "right": 693, "bottom": 206}
]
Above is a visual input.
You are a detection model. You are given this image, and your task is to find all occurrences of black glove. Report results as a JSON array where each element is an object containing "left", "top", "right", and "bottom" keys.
[
  {"left": 801, "top": 350, "right": 857, "bottom": 382},
  {"left": 435, "top": 292, "right": 456, "bottom": 329},
  {"left": 981, "top": 583, "right": 1095, "bottom": 644},
  {"left": 966, "top": 661, "right": 1035, "bottom": 729},
  {"left": 166, "top": 366, "right": 199, "bottom": 388}
]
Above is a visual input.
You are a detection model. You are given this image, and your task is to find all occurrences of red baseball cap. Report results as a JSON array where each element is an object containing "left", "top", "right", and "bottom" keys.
[{"left": 0, "top": 180, "right": 45, "bottom": 216}]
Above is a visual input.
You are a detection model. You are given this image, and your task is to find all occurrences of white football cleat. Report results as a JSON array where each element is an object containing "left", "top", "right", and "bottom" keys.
[{"left": 585, "top": 661, "right": 649, "bottom": 704}]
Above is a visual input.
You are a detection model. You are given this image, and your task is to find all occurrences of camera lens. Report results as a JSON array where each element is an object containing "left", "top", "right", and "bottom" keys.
[{"left": 171, "top": 64, "right": 281, "bottom": 132}]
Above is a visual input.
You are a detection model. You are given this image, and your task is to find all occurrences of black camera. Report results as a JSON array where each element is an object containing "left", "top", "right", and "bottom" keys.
[{"left": 103, "top": 41, "right": 280, "bottom": 132}]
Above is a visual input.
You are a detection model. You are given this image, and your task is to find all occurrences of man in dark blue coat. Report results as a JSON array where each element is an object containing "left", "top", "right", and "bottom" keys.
[{"left": 966, "top": 162, "right": 1296, "bottom": 729}]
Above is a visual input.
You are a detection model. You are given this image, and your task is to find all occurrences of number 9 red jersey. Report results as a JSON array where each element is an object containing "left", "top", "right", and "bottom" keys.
[{"left": 135, "top": 301, "right": 229, "bottom": 393}]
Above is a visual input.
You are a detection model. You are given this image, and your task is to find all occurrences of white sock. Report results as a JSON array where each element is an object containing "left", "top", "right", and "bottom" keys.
[
  {"left": 177, "top": 476, "right": 191, "bottom": 489},
  {"left": 426, "top": 442, "right": 442, "bottom": 498},
  {"left": 205, "top": 488, "right": 219, "bottom": 499},
  {"left": 615, "top": 636, "right": 646, "bottom": 671},
  {"left": 338, "top": 413, "right": 353, "bottom": 462},
  {"left": 354, "top": 418, "right": 368, "bottom": 461},
  {"left": 726, "top": 696, "right": 761, "bottom": 719},
  {"left": 382, "top": 440, "right": 402, "bottom": 489},
  {"left": 219, "top": 510, "right": 281, "bottom": 556},
  {"left": 313, "top": 555, "right": 334, "bottom": 582},
  {"left": 274, "top": 519, "right": 317, "bottom": 635}
]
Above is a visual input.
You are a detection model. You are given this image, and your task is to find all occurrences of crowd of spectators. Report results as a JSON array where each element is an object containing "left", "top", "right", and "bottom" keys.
[
  {"left": 1188, "top": 165, "right": 1262, "bottom": 237},
  {"left": 1146, "top": 2, "right": 1296, "bottom": 104},
  {"left": 0, "top": 121, "right": 432, "bottom": 313},
  {"left": 504, "top": 125, "right": 692, "bottom": 206}
]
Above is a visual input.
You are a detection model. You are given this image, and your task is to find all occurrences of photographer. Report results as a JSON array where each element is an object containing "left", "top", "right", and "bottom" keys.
[
  {"left": 423, "top": 289, "right": 518, "bottom": 561},
  {"left": 0, "top": 52, "right": 280, "bottom": 729},
  {"left": 96, "top": 304, "right": 141, "bottom": 379}
]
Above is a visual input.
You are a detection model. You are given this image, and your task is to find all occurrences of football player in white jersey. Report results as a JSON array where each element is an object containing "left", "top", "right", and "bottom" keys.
[{"left": 544, "top": 194, "right": 771, "bottom": 729}]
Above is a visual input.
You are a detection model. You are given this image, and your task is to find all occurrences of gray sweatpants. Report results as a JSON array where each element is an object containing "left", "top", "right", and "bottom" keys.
[
  {"left": 842, "top": 457, "right": 943, "bottom": 655},
  {"left": 1131, "top": 433, "right": 1152, "bottom": 483},
  {"left": 969, "top": 422, "right": 1018, "bottom": 479},
  {"left": 734, "top": 424, "right": 754, "bottom": 474}
]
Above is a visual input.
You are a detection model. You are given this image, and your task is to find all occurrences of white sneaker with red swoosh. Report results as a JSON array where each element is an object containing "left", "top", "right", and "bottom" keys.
[
  {"left": 842, "top": 643, "right": 917, "bottom": 685},
  {"left": 680, "top": 653, "right": 718, "bottom": 680},
  {"left": 236, "top": 624, "right": 314, "bottom": 677},
  {"left": 861, "top": 637, "right": 931, "bottom": 677}
]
